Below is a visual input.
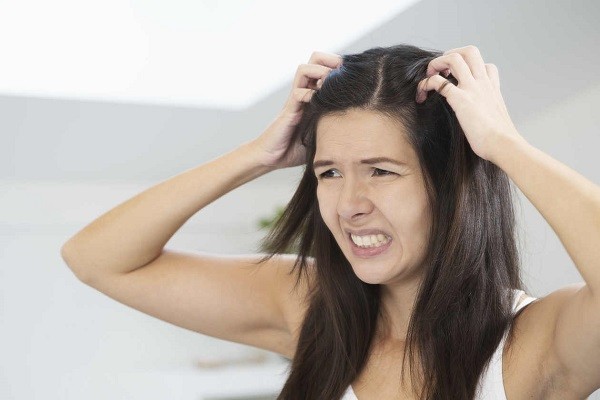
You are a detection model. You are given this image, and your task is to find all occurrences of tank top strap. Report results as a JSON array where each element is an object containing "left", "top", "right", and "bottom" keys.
[
  {"left": 512, "top": 288, "right": 538, "bottom": 313},
  {"left": 473, "top": 289, "right": 539, "bottom": 399}
]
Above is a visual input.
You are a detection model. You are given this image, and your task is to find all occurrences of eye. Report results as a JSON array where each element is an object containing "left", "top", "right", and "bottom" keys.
[
  {"left": 372, "top": 168, "right": 395, "bottom": 176},
  {"left": 318, "top": 169, "right": 340, "bottom": 179}
]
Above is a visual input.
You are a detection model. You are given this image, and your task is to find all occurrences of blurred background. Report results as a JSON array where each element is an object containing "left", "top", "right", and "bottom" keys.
[{"left": 1, "top": 0, "right": 599, "bottom": 398}]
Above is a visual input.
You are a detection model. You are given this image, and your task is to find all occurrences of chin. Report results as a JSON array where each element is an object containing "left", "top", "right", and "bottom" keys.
[{"left": 349, "top": 263, "right": 397, "bottom": 285}]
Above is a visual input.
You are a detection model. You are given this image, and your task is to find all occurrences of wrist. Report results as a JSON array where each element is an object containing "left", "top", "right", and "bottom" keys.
[
  {"left": 239, "top": 140, "right": 279, "bottom": 173},
  {"left": 487, "top": 131, "right": 529, "bottom": 169}
]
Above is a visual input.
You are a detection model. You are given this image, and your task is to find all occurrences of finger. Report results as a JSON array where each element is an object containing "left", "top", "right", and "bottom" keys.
[
  {"left": 426, "top": 52, "right": 474, "bottom": 85},
  {"left": 485, "top": 63, "right": 500, "bottom": 90},
  {"left": 285, "top": 88, "right": 315, "bottom": 114},
  {"left": 442, "top": 45, "right": 487, "bottom": 79},
  {"left": 416, "top": 75, "right": 459, "bottom": 103},
  {"left": 308, "top": 50, "right": 343, "bottom": 69},
  {"left": 293, "top": 64, "right": 332, "bottom": 91}
]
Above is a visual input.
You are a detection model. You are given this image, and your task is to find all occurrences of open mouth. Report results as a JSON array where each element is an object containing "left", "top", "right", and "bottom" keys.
[
  {"left": 347, "top": 232, "right": 392, "bottom": 257},
  {"left": 349, "top": 232, "right": 392, "bottom": 248}
]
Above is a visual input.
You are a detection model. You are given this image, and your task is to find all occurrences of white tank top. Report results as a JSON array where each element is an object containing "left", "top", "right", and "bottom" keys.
[{"left": 341, "top": 289, "right": 538, "bottom": 400}]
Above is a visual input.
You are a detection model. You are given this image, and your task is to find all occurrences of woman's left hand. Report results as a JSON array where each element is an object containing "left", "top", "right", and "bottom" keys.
[{"left": 415, "top": 45, "right": 524, "bottom": 163}]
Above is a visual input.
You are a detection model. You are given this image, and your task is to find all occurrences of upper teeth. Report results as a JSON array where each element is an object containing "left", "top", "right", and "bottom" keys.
[{"left": 350, "top": 233, "right": 391, "bottom": 247}]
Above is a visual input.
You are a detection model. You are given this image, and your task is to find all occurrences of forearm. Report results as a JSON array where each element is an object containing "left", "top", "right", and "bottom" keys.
[
  {"left": 61, "top": 140, "right": 275, "bottom": 280},
  {"left": 490, "top": 133, "right": 600, "bottom": 296}
]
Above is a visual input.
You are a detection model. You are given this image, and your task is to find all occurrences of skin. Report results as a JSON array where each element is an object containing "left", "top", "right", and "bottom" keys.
[{"left": 313, "top": 107, "right": 433, "bottom": 342}]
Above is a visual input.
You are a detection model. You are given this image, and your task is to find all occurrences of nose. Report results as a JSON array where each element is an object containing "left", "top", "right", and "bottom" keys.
[{"left": 336, "top": 177, "right": 374, "bottom": 221}]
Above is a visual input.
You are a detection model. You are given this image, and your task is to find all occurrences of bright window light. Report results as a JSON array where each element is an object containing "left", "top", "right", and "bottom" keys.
[{"left": 0, "top": 0, "right": 421, "bottom": 109}]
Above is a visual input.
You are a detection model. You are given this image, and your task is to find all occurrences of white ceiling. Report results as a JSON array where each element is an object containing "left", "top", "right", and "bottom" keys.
[
  {"left": 0, "top": 0, "right": 420, "bottom": 110},
  {"left": 1, "top": 0, "right": 599, "bottom": 183}
]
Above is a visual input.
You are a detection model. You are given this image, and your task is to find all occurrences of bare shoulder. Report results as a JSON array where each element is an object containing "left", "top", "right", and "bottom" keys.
[{"left": 504, "top": 284, "right": 588, "bottom": 399}]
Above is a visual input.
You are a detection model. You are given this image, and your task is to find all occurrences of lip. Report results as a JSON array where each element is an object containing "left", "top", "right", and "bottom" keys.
[{"left": 347, "top": 232, "right": 392, "bottom": 258}]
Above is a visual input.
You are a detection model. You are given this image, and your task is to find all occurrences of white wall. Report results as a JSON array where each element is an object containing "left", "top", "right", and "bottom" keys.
[
  {"left": 514, "top": 81, "right": 600, "bottom": 303},
  {"left": 0, "top": 176, "right": 300, "bottom": 399}
]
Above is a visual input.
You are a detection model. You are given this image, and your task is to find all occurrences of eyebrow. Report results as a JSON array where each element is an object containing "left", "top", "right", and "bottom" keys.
[{"left": 312, "top": 157, "right": 408, "bottom": 170}]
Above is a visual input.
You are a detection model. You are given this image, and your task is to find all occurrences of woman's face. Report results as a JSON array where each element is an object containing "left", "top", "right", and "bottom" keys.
[{"left": 314, "top": 108, "right": 432, "bottom": 285}]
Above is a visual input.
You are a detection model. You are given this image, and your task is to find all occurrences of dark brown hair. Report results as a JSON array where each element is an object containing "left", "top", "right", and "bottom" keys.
[{"left": 258, "top": 43, "right": 526, "bottom": 400}]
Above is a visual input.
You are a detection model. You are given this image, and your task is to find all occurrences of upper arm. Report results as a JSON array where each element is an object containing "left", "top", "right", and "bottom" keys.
[
  {"left": 78, "top": 249, "right": 315, "bottom": 359},
  {"left": 543, "top": 282, "right": 600, "bottom": 397}
]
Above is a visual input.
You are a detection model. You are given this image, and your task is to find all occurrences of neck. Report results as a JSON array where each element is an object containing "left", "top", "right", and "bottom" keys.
[{"left": 377, "top": 276, "right": 422, "bottom": 342}]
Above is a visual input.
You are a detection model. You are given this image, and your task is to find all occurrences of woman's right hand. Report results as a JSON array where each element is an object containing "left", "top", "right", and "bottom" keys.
[{"left": 251, "top": 51, "right": 343, "bottom": 169}]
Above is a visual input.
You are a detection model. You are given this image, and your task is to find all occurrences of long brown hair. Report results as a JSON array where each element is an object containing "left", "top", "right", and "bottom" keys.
[{"left": 258, "top": 43, "right": 526, "bottom": 400}]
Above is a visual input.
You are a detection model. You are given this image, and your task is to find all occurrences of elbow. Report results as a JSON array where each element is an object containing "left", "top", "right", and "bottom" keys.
[
  {"left": 60, "top": 241, "right": 77, "bottom": 267},
  {"left": 60, "top": 242, "right": 90, "bottom": 283},
  {"left": 60, "top": 242, "right": 70, "bottom": 261}
]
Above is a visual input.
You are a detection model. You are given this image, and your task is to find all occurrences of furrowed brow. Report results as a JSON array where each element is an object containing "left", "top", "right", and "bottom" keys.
[
  {"left": 312, "top": 157, "right": 407, "bottom": 170},
  {"left": 312, "top": 160, "right": 334, "bottom": 170},
  {"left": 360, "top": 157, "right": 408, "bottom": 167}
]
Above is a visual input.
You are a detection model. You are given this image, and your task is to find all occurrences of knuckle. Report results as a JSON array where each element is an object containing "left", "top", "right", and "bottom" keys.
[
  {"left": 308, "top": 51, "right": 322, "bottom": 62},
  {"left": 293, "top": 88, "right": 310, "bottom": 102},
  {"left": 466, "top": 45, "right": 480, "bottom": 53},
  {"left": 292, "top": 88, "right": 303, "bottom": 101},
  {"left": 299, "top": 89, "right": 308, "bottom": 100}
]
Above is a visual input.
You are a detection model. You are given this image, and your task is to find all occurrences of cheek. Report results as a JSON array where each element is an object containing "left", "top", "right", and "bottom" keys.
[
  {"left": 405, "top": 197, "right": 432, "bottom": 246},
  {"left": 384, "top": 190, "right": 429, "bottom": 233},
  {"left": 316, "top": 187, "right": 345, "bottom": 237}
]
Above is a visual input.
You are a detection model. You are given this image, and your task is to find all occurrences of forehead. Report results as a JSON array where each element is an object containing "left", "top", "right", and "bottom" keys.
[{"left": 315, "top": 108, "right": 413, "bottom": 158}]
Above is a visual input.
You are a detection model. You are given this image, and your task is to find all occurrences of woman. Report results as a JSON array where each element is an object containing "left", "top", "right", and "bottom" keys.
[{"left": 61, "top": 44, "right": 600, "bottom": 399}]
